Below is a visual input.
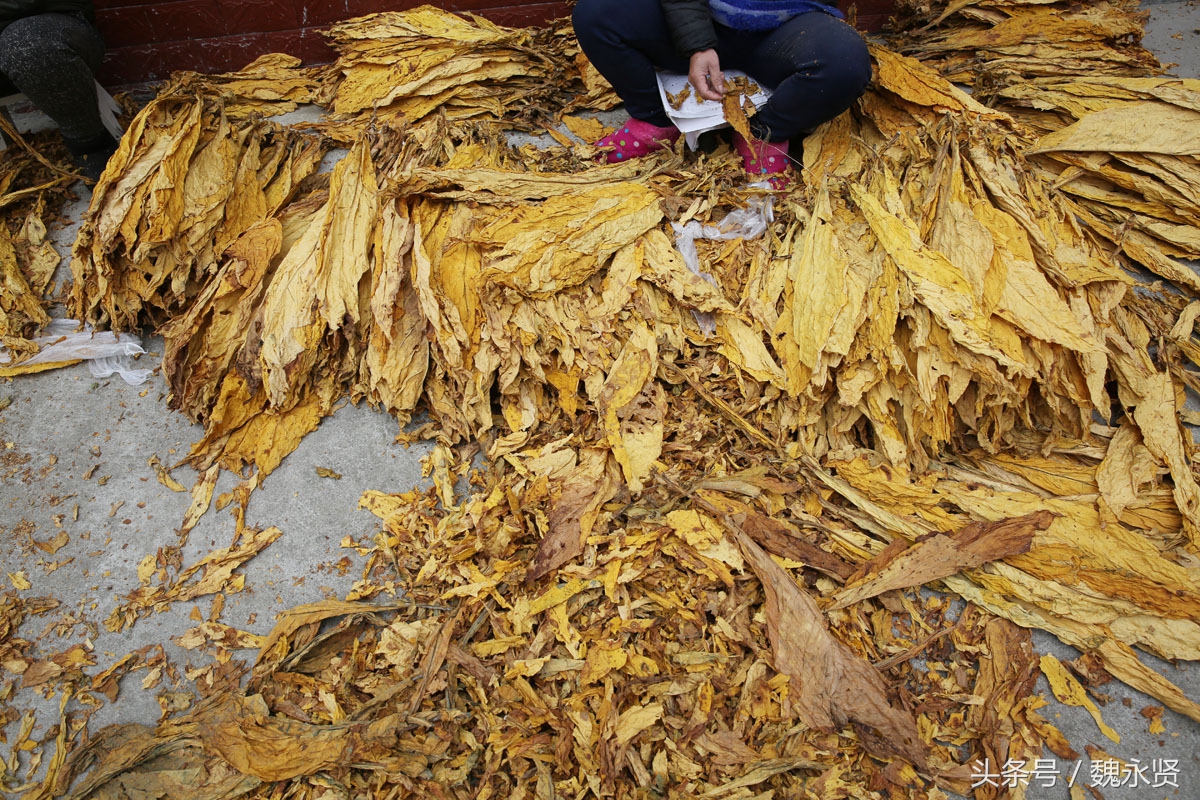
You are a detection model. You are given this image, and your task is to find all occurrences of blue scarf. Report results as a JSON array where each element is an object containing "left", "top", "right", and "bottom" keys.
[{"left": 708, "top": 0, "right": 842, "bottom": 31}]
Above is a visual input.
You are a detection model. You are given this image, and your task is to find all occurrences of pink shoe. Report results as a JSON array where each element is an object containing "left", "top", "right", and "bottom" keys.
[
  {"left": 734, "top": 133, "right": 791, "bottom": 189},
  {"left": 596, "top": 118, "right": 680, "bottom": 163}
]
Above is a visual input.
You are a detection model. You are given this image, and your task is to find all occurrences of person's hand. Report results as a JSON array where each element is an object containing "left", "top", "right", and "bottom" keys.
[{"left": 688, "top": 49, "right": 725, "bottom": 102}]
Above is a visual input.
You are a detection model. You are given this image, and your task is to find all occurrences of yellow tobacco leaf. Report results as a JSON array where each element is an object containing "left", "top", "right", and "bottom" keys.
[
  {"left": 253, "top": 599, "right": 407, "bottom": 673},
  {"left": 779, "top": 186, "right": 863, "bottom": 384},
  {"left": 315, "top": 137, "right": 378, "bottom": 329},
  {"left": 696, "top": 759, "right": 825, "bottom": 798},
  {"left": 0, "top": 224, "right": 51, "bottom": 342},
  {"left": 257, "top": 206, "right": 327, "bottom": 406},
  {"left": 364, "top": 202, "right": 429, "bottom": 415},
  {"left": 666, "top": 509, "right": 744, "bottom": 572},
  {"left": 377, "top": 618, "right": 441, "bottom": 670},
  {"left": 148, "top": 455, "right": 186, "bottom": 492},
  {"left": 722, "top": 91, "right": 754, "bottom": 143},
  {"left": 136, "top": 554, "right": 157, "bottom": 585},
  {"left": 983, "top": 453, "right": 1098, "bottom": 497},
  {"left": 641, "top": 230, "right": 734, "bottom": 313},
  {"left": 0, "top": 360, "right": 81, "bottom": 378},
  {"left": 852, "top": 179, "right": 1027, "bottom": 375},
  {"left": 560, "top": 115, "right": 609, "bottom": 143},
  {"left": 217, "top": 382, "right": 337, "bottom": 477},
  {"left": 160, "top": 220, "right": 284, "bottom": 421},
  {"left": 526, "top": 577, "right": 600, "bottom": 616},
  {"left": 936, "top": 485, "right": 1200, "bottom": 611},
  {"left": 1030, "top": 102, "right": 1200, "bottom": 156},
  {"left": 597, "top": 322, "right": 660, "bottom": 493},
  {"left": 180, "top": 465, "right": 219, "bottom": 546},
  {"left": 177, "top": 622, "right": 266, "bottom": 651},
  {"left": 1142, "top": 705, "right": 1166, "bottom": 735},
  {"left": 134, "top": 101, "right": 205, "bottom": 253},
  {"left": 205, "top": 52, "right": 321, "bottom": 113},
  {"left": 973, "top": 198, "right": 1100, "bottom": 353},
  {"left": 407, "top": 161, "right": 649, "bottom": 201},
  {"left": 717, "top": 312, "right": 786, "bottom": 388},
  {"left": 581, "top": 643, "right": 628, "bottom": 684},
  {"left": 506, "top": 657, "right": 551, "bottom": 680},
  {"left": 944, "top": 571, "right": 1200, "bottom": 724},
  {"left": 1096, "top": 422, "right": 1159, "bottom": 518},
  {"left": 440, "top": 560, "right": 520, "bottom": 600},
  {"left": 507, "top": 437, "right": 577, "bottom": 481},
  {"left": 479, "top": 183, "right": 664, "bottom": 295},
  {"left": 1112, "top": 357, "right": 1200, "bottom": 545},
  {"left": 471, "top": 636, "right": 525, "bottom": 658},
  {"left": 614, "top": 703, "right": 663, "bottom": 746},
  {"left": 1040, "top": 653, "right": 1120, "bottom": 743},
  {"left": 197, "top": 694, "right": 352, "bottom": 781},
  {"left": 869, "top": 44, "right": 1000, "bottom": 118},
  {"left": 173, "top": 526, "right": 282, "bottom": 603}
]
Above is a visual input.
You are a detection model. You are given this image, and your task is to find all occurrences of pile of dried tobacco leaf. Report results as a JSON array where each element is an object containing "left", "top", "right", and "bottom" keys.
[
  {"left": 4, "top": 2, "right": 1200, "bottom": 799},
  {"left": 0, "top": 126, "right": 78, "bottom": 369}
]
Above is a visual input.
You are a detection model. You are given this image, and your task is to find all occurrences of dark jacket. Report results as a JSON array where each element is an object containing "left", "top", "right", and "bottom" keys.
[
  {"left": 662, "top": 0, "right": 720, "bottom": 56},
  {"left": 0, "top": 0, "right": 94, "bottom": 32}
]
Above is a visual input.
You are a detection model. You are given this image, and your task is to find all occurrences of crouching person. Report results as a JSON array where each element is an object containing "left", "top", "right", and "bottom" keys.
[{"left": 0, "top": 0, "right": 117, "bottom": 180}]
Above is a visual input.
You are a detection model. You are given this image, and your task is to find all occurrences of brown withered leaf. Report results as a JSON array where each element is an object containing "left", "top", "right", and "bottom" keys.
[
  {"left": 965, "top": 613, "right": 1073, "bottom": 800},
  {"left": 51, "top": 721, "right": 262, "bottom": 800},
  {"left": 252, "top": 598, "right": 408, "bottom": 678},
  {"left": 195, "top": 693, "right": 360, "bottom": 781},
  {"left": 829, "top": 510, "right": 1054, "bottom": 610},
  {"left": 528, "top": 448, "right": 620, "bottom": 582},
  {"left": 695, "top": 489, "right": 856, "bottom": 582},
  {"left": 733, "top": 529, "right": 928, "bottom": 768}
]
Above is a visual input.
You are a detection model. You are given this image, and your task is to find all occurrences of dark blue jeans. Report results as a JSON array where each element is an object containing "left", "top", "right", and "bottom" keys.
[
  {"left": 0, "top": 12, "right": 108, "bottom": 149},
  {"left": 573, "top": 0, "right": 872, "bottom": 142}
]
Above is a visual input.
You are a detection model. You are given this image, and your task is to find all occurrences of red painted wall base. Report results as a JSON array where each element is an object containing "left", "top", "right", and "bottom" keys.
[{"left": 94, "top": 1, "right": 896, "bottom": 87}]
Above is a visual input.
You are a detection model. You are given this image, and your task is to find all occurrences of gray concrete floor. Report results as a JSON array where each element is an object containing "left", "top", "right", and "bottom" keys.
[{"left": 3, "top": 3, "right": 1200, "bottom": 798}]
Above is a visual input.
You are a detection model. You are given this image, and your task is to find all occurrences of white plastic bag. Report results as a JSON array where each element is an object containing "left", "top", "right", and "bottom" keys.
[
  {"left": 0, "top": 319, "right": 153, "bottom": 385},
  {"left": 671, "top": 196, "right": 774, "bottom": 335}
]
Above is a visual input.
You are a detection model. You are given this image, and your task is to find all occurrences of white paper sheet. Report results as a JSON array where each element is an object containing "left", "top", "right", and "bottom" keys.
[{"left": 655, "top": 70, "right": 772, "bottom": 149}]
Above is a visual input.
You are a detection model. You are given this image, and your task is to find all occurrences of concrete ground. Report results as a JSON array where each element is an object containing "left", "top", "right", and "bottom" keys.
[{"left": 2, "top": 2, "right": 1200, "bottom": 798}]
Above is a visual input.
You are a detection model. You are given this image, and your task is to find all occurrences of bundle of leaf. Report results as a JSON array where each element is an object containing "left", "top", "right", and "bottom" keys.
[
  {"left": 888, "top": 0, "right": 1161, "bottom": 92},
  {"left": 176, "top": 53, "right": 327, "bottom": 120},
  {"left": 69, "top": 87, "right": 328, "bottom": 332},
  {"left": 0, "top": 128, "right": 86, "bottom": 367},
  {"left": 0, "top": 203, "right": 60, "bottom": 365},
  {"left": 1000, "top": 76, "right": 1200, "bottom": 294},
  {"left": 321, "top": 7, "right": 619, "bottom": 134},
  {"left": 61, "top": 7, "right": 1200, "bottom": 574}
]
